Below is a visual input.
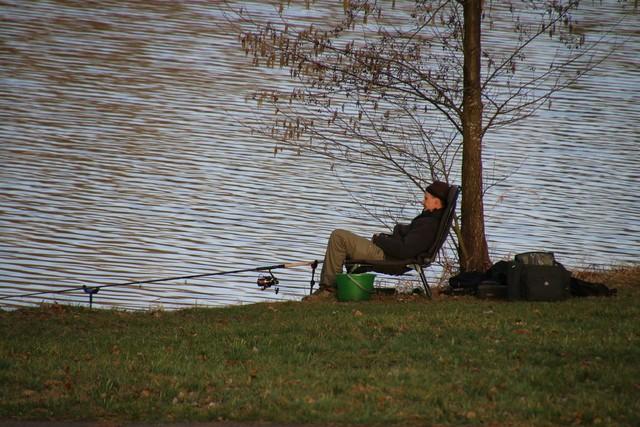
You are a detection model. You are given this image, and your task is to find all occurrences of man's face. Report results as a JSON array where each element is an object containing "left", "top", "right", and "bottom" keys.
[{"left": 423, "top": 192, "right": 442, "bottom": 211}]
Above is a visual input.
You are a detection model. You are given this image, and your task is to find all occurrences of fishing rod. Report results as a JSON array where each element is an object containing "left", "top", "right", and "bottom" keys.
[{"left": 0, "top": 259, "right": 323, "bottom": 306}]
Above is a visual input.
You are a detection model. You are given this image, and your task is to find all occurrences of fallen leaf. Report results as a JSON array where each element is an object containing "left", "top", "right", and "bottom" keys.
[
  {"left": 22, "top": 389, "right": 36, "bottom": 398},
  {"left": 351, "top": 383, "right": 375, "bottom": 393}
]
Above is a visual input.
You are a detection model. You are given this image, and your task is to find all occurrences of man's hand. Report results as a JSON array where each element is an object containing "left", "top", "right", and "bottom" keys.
[{"left": 372, "top": 232, "right": 389, "bottom": 241}]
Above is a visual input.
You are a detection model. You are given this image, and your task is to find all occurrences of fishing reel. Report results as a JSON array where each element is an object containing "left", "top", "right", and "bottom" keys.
[{"left": 257, "top": 270, "right": 279, "bottom": 294}]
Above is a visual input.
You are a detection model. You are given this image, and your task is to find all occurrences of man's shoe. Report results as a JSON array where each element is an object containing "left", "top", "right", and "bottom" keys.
[{"left": 302, "top": 287, "right": 336, "bottom": 302}]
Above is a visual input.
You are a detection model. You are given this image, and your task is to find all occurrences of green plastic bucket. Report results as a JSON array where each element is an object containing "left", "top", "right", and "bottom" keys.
[{"left": 336, "top": 273, "right": 376, "bottom": 302}]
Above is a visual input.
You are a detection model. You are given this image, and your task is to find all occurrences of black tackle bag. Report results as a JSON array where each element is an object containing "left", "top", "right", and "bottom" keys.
[{"left": 506, "top": 252, "right": 571, "bottom": 301}]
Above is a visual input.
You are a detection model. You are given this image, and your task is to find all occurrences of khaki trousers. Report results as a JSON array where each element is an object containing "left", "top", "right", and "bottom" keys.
[{"left": 319, "top": 229, "right": 385, "bottom": 289}]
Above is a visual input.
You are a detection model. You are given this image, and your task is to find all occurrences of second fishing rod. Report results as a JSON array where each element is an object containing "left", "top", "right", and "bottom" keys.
[{"left": 0, "top": 259, "right": 324, "bottom": 305}]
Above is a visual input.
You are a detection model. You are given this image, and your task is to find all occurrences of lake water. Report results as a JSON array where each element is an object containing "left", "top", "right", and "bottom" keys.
[{"left": 1, "top": 1, "right": 638, "bottom": 310}]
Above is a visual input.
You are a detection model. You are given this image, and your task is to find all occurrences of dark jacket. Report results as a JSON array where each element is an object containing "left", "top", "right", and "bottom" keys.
[{"left": 372, "top": 209, "right": 443, "bottom": 260}]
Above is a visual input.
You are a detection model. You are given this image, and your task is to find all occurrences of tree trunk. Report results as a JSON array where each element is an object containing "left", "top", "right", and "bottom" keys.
[{"left": 460, "top": 0, "right": 491, "bottom": 272}]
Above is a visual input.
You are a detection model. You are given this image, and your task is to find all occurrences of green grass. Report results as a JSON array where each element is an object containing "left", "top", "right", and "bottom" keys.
[{"left": 1, "top": 284, "right": 639, "bottom": 426}]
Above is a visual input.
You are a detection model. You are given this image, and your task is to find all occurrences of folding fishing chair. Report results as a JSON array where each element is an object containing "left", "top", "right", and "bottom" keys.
[{"left": 345, "top": 184, "right": 460, "bottom": 298}]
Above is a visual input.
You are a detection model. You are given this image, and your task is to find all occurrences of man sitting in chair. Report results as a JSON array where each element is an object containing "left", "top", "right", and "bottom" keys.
[{"left": 306, "top": 180, "right": 451, "bottom": 301}]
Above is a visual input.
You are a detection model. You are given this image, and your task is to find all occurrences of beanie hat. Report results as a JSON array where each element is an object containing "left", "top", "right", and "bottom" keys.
[{"left": 426, "top": 180, "right": 450, "bottom": 205}]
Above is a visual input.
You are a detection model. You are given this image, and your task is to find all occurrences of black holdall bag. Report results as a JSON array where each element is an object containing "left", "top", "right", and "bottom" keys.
[{"left": 506, "top": 252, "right": 571, "bottom": 301}]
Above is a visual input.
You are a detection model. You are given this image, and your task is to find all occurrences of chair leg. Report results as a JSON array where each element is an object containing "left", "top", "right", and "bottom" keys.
[{"left": 415, "top": 265, "right": 432, "bottom": 299}]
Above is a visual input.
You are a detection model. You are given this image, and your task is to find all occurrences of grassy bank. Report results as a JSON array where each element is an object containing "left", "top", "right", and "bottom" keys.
[{"left": 1, "top": 268, "right": 639, "bottom": 426}]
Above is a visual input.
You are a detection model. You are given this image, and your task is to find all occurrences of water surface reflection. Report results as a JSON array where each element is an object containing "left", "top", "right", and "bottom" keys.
[{"left": 1, "top": 1, "right": 638, "bottom": 309}]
